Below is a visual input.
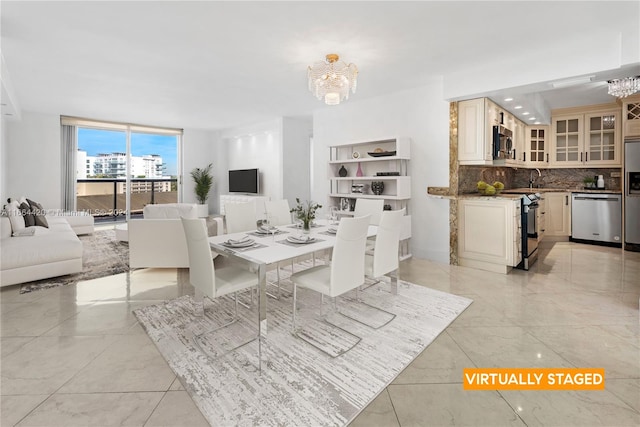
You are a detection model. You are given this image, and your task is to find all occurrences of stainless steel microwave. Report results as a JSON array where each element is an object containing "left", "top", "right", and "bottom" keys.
[{"left": 493, "top": 125, "right": 513, "bottom": 160}]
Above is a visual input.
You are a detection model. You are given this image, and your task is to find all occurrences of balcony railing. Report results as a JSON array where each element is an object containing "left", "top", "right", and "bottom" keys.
[{"left": 76, "top": 178, "right": 178, "bottom": 222}]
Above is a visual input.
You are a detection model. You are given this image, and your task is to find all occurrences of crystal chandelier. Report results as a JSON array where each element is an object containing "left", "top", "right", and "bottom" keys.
[
  {"left": 607, "top": 76, "right": 640, "bottom": 98},
  {"left": 308, "top": 54, "right": 358, "bottom": 105}
]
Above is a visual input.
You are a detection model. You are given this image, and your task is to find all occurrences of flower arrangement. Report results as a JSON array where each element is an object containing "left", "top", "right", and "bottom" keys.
[{"left": 290, "top": 198, "right": 322, "bottom": 230}]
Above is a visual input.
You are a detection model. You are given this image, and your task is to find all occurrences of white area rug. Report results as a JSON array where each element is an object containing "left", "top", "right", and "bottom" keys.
[{"left": 134, "top": 263, "right": 472, "bottom": 426}]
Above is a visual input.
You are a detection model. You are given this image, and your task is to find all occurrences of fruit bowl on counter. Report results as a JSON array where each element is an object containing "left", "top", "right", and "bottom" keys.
[{"left": 477, "top": 181, "right": 504, "bottom": 196}]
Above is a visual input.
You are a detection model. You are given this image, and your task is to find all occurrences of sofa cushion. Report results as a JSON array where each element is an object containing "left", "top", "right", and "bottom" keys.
[
  {"left": 6, "top": 200, "right": 26, "bottom": 234},
  {"left": 1, "top": 225, "right": 82, "bottom": 270},
  {"left": 27, "top": 199, "right": 49, "bottom": 228},
  {"left": 19, "top": 202, "right": 36, "bottom": 227}
]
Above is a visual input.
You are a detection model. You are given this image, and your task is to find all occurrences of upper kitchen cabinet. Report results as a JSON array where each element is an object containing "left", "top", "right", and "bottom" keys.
[
  {"left": 458, "top": 98, "right": 494, "bottom": 165},
  {"left": 524, "top": 126, "right": 549, "bottom": 167},
  {"left": 457, "top": 98, "right": 525, "bottom": 166},
  {"left": 623, "top": 95, "right": 640, "bottom": 138},
  {"left": 550, "top": 104, "right": 621, "bottom": 168}
]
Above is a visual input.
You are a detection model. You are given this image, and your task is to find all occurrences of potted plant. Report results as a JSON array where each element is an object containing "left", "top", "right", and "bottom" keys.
[
  {"left": 290, "top": 198, "right": 322, "bottom": 234},
  {"left": 583, "top": 176, "right": 595, "bottom": 189},
  {"left": 190, "top": 163, "right": 213, "bottom": 218}
]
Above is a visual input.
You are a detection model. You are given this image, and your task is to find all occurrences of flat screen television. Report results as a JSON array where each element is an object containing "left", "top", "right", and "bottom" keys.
[{"left": 228, "top": 168, "right": 259, "bottom": 194}]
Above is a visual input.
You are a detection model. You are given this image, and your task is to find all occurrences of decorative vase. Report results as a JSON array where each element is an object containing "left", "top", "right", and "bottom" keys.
[
  {"left": 371, "top": 181, "right": 384, "bottom": 195},
  {"left": 302, "top": 220, "right": 311, "bottom": 234},
  {"left": 356, "top": 162, "right": 363, "bottom": 177},
  {"left": 338, "top": 165, "right": 348, "bottom": 177}
]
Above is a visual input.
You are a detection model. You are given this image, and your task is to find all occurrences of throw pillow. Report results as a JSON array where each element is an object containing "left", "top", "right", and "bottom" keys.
[
  {"left": 19, "top": 201, "right": 36, "bottom": 227},
  {"left": 6, "top": 200, "right": 26, "bottom": 234},
  {"left": 26, "top": 199, "right": 49, "bottom": 228}
]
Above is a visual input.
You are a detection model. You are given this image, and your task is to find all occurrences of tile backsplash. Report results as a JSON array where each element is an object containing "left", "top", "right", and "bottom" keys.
[{"left": 458, "top": 166, "right": 621, "bottom": 194}]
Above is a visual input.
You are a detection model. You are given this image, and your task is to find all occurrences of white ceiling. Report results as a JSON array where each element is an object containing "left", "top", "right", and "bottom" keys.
[{"left": 2, "top": 1, "right": 639, "bottom": 130}]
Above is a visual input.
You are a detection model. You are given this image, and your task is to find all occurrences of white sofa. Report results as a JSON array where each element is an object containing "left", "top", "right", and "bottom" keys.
[
  {"left": 0, "top": 215, "right": 84, "bottom": 287},
  {"left": 128, "top": 203, "right": 222, "bottom": 269}
]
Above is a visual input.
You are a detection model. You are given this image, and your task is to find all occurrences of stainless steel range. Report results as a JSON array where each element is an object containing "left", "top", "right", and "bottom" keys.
[{"left": 517, "top": 193, "right": 541, "bottom": 270}]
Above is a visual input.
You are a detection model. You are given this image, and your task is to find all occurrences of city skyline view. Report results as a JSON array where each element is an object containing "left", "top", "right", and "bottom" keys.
[{"left": 78, "top": 127, "right": 178, "bottom": 176}]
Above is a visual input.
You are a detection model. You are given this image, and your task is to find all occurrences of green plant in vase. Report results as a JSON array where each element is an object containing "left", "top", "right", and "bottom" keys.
[
  {"left": 290, "top": 198, "right": 322, "bottom": 233},
  {"left": 583, "top": 176, "right": 595, "bottom": 189}
]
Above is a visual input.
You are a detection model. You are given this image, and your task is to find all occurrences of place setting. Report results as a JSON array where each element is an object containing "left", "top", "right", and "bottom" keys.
[
  {"left": 277, "top": 233, "right": 325, "bottom": 247},
  {"left": 246, "top": 220, "right": 288, "bottom": 238},
  {"left": 221, "top": 235, "right": 267, "bottom": 252}
]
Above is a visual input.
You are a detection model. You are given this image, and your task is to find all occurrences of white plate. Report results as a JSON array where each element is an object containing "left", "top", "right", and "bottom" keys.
[
  {"left": 256, "top": 227, "right": 277, "bottom": 234},
  {"left": 327, "top": 228, "right": 337, "bottom": 234},
  {"left": 287, "top": 236, "right": 316, "bottom": 244},
  {"left": 223, "top": 239, "right": 255, "bottom": 248}
]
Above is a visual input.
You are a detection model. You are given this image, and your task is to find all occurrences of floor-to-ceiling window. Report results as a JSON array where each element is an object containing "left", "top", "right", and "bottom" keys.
[{"left": 62, "top": 117, "right": 182, "bottom": 222}]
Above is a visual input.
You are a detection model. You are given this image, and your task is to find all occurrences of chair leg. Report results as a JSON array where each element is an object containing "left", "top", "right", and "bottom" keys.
[
  {"left": 390, "top": 269, "right": 399, "bottom": 295},
  {"left": 194, "top": 288, "right": 205, "bottom": 317},
  {"left": 292, "top": 283, "right": 297, "bottom": 331}
]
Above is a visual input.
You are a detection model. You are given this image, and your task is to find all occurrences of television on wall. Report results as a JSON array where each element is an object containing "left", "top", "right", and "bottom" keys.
[{"left": 228, "top": 168, "right": 259, "bottom": 194}]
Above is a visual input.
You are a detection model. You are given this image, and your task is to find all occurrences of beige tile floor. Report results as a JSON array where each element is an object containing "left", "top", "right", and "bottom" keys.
[{"left": 1, "top": 241, "right": 639, "bottom": 426}]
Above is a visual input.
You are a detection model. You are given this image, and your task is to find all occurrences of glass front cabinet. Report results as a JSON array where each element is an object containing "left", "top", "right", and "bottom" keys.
[{"left": 550, "top": 108, "right": 621, "bottom": 168}]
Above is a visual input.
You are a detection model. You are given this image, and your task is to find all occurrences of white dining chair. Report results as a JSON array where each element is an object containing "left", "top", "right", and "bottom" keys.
[
  {"left": 224, "top": 201, "right": 257, "bottom": 234},
  {"left": 264, "top": 199, "right": 292, "bottom": 226},
  {"left": 181, "top": 217, "right": 258, "bottom": 355},
  {"left": 290, "top": 214, "right": 370, "bottom": 357},
  {"left": 365, "top": 208, "right": 405, "bottom": 294},
  {"left": 353, "top": 199, "right": 384, "bottom": 225}
]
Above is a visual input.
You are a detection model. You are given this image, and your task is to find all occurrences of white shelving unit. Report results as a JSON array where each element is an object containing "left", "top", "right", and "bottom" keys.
[{"left": 328, "top": 137, "right": 412, "bottom": 259}]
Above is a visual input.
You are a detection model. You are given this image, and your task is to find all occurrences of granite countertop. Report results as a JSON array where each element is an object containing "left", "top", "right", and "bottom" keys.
[{"left": 502, "top": 187, "right": 622, "bottom": 194}]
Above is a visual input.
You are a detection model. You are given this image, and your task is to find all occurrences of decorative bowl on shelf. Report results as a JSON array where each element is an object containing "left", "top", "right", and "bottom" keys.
[{"left": 367, "top": 150, "right": 396, "bottom": 157}]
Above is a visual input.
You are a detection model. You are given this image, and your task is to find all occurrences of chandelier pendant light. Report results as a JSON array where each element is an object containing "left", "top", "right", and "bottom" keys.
[
  {"left": 308, "top": 53, "right": 358, "bottom": 105},
  {"left": 607, "top": 76, "right": 640, "bottom": 98}
]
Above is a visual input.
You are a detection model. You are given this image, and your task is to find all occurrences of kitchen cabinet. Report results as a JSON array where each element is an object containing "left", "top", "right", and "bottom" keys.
[
  {"left": 544, "top": 192, "right": 572, "bottom": 237},
  {"left": 458, "top": 98, "right": 527, "bottom": 166},
  {"left": 458, "top": 198, "right": 522, "bottom": 274},
  {"left": 524, "top": 126, "right": 549, "bottom": 167},
  {"left": 550, "top": 106, "right": 621, "bottom": 167},
  {"left": 622, "top": 96, "right": 640, "bottom": 138},
  {"left": 537, "top": 195, "right": 546, "bottom": 241},
  {"left": 457, "top": 98, "right": 494, "bottom": 165}
]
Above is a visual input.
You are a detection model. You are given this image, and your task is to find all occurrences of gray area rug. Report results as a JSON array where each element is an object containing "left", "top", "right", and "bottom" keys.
[
  {"left": 134, "top": 263, "right": 473, "bottom": 426},
  {"left": 20, "top": 228, "right": 129, "bottom": 294}
]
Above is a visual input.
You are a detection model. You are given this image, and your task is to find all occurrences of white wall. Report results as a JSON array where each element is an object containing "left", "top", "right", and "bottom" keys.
[
  {"left": 282, "top": 117, "right": 312, "bottom": 207},
  {"left": 312, "top": 80, "right": 451, "bottom": 263},
  {"left": 6, "top": 112, "right": 61, "bottom": 208},
  {"left": 182, "top": 128, "right": 223, "bottom": 213},
  {"left": 0, "top": 117, "right": 8, "bottom": 205},
  {"left": 221, "top": 119, "right": 283, "bottom": 201}
]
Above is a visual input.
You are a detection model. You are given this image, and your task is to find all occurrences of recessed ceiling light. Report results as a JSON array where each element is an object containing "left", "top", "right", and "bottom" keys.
[
  {"left": 534, "top": 121, "right": 541, "bottom": 124},
  {"left": 529, "top": 117, "right": 536, "bottom": 120},
  {"left": 522, "top": 112, "right": 530, "bottom": 115},
  {"left": 504, "top": 97, "right": 513, "bottom": 102},
  {"left": 514, "top": 105, "right": 523, "bottom": 109}
]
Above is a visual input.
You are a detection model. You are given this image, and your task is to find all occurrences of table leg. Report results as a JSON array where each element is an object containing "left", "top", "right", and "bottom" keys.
[{"left": 258, "top": 262, "right": 267, "bottom": 372}]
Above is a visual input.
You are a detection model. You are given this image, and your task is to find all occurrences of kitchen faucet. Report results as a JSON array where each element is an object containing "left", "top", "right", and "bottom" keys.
[{"left": 529, "top": 168, "right": 542, "bottom": 189}]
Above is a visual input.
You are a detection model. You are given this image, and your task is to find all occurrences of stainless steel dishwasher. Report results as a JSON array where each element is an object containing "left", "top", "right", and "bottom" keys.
[{"left": 571, "top": 193, "right": 622, "bottom": 246}]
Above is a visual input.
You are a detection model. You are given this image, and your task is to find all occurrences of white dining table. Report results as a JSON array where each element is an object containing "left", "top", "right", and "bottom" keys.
[{"left": 208, "top": 220, "right": 377, "bottom": 370}]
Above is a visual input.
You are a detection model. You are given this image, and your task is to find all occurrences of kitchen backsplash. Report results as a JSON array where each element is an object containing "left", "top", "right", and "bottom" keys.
[{"left": 458, "top": 166, "right": 622, "bottom": 194}]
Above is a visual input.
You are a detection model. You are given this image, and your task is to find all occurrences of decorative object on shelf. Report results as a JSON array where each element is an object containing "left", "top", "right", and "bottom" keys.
[
  {"left": 352, "top": 151, "right": 360, "bottom": 159},
  {"left": 290, "top": 198, "right": 322, "bottom": 234},
  {"left": 340, "top": 198, "right": 350, "bottom": 211},
  {"left": 371, "top": 181, "right": 384, "bottom": 195},
  {"left": 583, "top": 176, "right": 595, "bottom": 188},
  {"left": 356, "top": 162, "right": 363, "bottom": 177},
  {"left": 607, "top": 76, "right": 640, "bottom": 98},
  {"left": 348, "top": 198, "right": 356, "bottom": 211},
  {"left": 307, "top": 53, "right": 358, "bottom": 105},
  {"left": 190, "top": 163, "right": 213, "bottom": 217},
  {"left": 383, "top": 204, "right": 392, "bottom": 210},
  {"left": 367, "top": 150, "right": 396, "bottom": 157},
  {"left": 338, "top": 165, "right": 348, "bottom": 177},
  {"left": 376, "top": 171, "right": 400, "bottom": 176},
  {"left": 476, "top": 180, "right": 504, "bottom": 196},
  {"left": 351, "top": 184, "right": 366, "bottom": 193}
]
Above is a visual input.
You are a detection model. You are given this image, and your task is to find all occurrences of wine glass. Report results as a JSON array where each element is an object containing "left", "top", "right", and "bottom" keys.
[{"left": 264, "top": 213, "right": 276, "bottom": 241}]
